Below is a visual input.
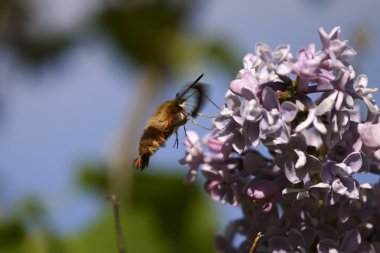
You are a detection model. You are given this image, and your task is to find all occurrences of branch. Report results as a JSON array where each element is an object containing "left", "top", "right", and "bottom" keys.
[
  {"left": 107, "top": 194, "right": 127, "bottom": 253},
  {"left": 249, "top": 232, "right": 264, "bottom": 253}
]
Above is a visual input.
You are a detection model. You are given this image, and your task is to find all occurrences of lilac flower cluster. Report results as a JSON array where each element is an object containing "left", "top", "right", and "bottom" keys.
[{"left": 180, "top": 27, "right": 380, "bottom": 252}]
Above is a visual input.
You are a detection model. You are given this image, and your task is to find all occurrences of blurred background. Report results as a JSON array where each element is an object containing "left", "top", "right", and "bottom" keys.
[{"left": 0, "top": 0, "right": 380, "bottom": 252}]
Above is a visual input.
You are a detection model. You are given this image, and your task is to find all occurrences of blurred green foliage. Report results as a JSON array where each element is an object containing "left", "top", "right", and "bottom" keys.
[
  {"left": 79, "top": 165, "right": 217, "bottom": 253},
  {"left": 0, "top": 0, "right": 73, "bottom": 65},
  {"left": 0, "top": 169, "right": 217, "bottom": 253},
  {"left": 0, "top": 0, "right": 238, "bottom": 73},
  {"left": 78, "top": 162, "right": 110, "bottom": 193},
  {"left": 0, "top": 197, "right": 66, "bottom": 253},
  {"left": 97, "top": 0, "right": 238, "bottom": 75},
  {"left": 128, "top": 172, "right": 217, "bottom": 253},
  {"left": 0, "top": 219, "right": 24, "bottom": 249},
  {"left": 98, "top": 1, "right": 189, "bottom": 68}
]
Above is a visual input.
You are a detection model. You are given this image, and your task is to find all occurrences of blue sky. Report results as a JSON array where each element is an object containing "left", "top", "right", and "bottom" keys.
[{"left": 1, "top": 0, "right": 380, "bottom": 233}]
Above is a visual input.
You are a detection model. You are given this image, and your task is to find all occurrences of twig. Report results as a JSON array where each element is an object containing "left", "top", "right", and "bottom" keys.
[
  {"left": 107, "top": 194, "right": 127, "bottom": 253},
  {"left": 249, "top": 232, "right": 264, "bottom": 253}
]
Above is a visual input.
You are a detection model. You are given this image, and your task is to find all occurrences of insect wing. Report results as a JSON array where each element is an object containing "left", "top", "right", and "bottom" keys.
[
  {"left": 179, "top": 83, "right": 207, "bottom": 117},
  {"left": 176, "top": 74, "right": 207, "bottom": 118}
]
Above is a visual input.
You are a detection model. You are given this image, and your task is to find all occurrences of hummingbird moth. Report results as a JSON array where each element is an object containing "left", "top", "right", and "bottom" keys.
[{"left": 133, "top": 74, "right": 207, "bottom": 170}]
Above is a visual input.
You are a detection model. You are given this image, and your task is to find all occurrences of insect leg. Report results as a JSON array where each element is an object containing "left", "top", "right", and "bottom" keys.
[
  {"left": 197, "top": 112, "right": 217, "bottom": 118},
  {"left": 171, "top": 115, "right": 188, "bottom": 148},
  {"left": 190, "top": 119, "right": 213, "bottom": 130},
  {"left": 173, "top": 128, "right": 179, "bottom": 149},
  {"left": 183, "top": 124, "right": 187, "bottom": 137}
]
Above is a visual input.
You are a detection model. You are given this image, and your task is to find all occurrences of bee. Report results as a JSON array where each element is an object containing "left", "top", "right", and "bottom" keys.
[{"left": 133, "top": 74, "right": 207, "bottom": 170}]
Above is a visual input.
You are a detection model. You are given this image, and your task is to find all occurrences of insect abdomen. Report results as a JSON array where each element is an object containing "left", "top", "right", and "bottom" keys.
[{"left": 133, "top": 126, "right": 171, "bottom": 170}]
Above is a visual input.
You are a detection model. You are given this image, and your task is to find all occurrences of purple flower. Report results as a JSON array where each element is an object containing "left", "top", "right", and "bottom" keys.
[
  {"left": 259, "top": 87, "right": 298, "bottom": 145},
  {"left": 274, "top": 134, "right": 321, "bottom": 184},
  {"left": 242, "top": 53, "right": 262, "bottom": 71},
  {"left": 255, "top": 43, "right": 293, "bottom": 76},
  {"left": 352, "top": 74, "right": 379, "bottom": 114},
  {"left": 268, "top": 228, "right": 310, "bottom": 252},
  {"left": 211, "top": 91, "right": 242, "bottom": 155},
  {"left": 214, "top": 91, "right": 241, "bottom": 137},
  {"left": 229, "top": 71, "right": 260, "bottom": 97},
  {"left": 319, "top": 27, "right": 357, "bottom": 94},
  {"left": 246, "top": 179, "right": 279, "bottom": 212},
  {"left": 292, "top": 43, "right": 335, "bottom": 93},
  {"left": 292, "top": 26, "right": 356, "bottom": 95},
  {"left": 201, "top": 161, "right": 242, "bottom": 205},
  {"left": 327, "top": 123, "right": 363, "bottom": 162},
  {"left": 179, "top": 26, "right": 380, "bottom": 252},
  {"left": 179, "top": 131, "right": 204, "bottom": 184},
  {"left": 315, "top": 89, "right": 354, "bottom": 116},
  {"left": 235, "top": 90, "right": 262, "bottom": 123},
  {"left": 317, "top": 230, "right": 361, "bottom": 253},
  {"left": 324, "top": 109, "right": 351, "bottom": 148},
  {"left": 211, "top": 88, "right": 264, "bottom": 154},
  {"left": 320, "top": 152, "right": 363, "bottom": 204},
  {"left": 358, "top": 122, "right": 380, "bottom": 151},
  {"left": 313, "top": 90, "right": 353, "bottom": 147},
  {"left": 319, "top": 26, "right": 356, "bottom": 64},
  {"left": 319, "top": 26, "right": 341, "bottom": 50},
  {"left": 294, "top": 95, "right": 327, "bottom": 134},
  {"left": 207, "top": 135, "right": 227, "bottom": 154}
]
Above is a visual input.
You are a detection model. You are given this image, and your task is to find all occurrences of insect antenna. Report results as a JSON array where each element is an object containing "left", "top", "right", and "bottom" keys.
[{"left": 176, "top": 73, "right": 204, "bottom": 99}]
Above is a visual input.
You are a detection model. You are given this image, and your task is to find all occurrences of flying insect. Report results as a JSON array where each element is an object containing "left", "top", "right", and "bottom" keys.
[{"left": 133, "top": 74, "right": 206, "bottom": 170}]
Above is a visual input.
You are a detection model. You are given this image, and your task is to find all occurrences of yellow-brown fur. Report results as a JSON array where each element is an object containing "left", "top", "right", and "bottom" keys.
[{"left": 133, "top": 99, "right": 187, "bottom": 170}]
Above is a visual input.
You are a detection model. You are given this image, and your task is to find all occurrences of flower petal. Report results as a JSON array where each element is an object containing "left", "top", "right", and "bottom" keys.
[
  {"left": 280, "top": 101, "right": 298, "bottom": 122},
  {"left": 342, "top": 152, "right": 362, "bottom": 173},
  {"left": 316, "top": 91, "right": 338, "bottom": 116},
  {"left": 317, "top": 239, "right": 339, "bottom": 253},
  {"left": 358, "top": 123, "right": 380, "bottom": 150},
  {"left": 331, "top": 179, "right": 347, "bottom": 195},
  {"left": 340, "top": 230, "right": 361, "bottom": 253},
  {"left": 262, "top": 87, "right": 279, "bottom": 111}
]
